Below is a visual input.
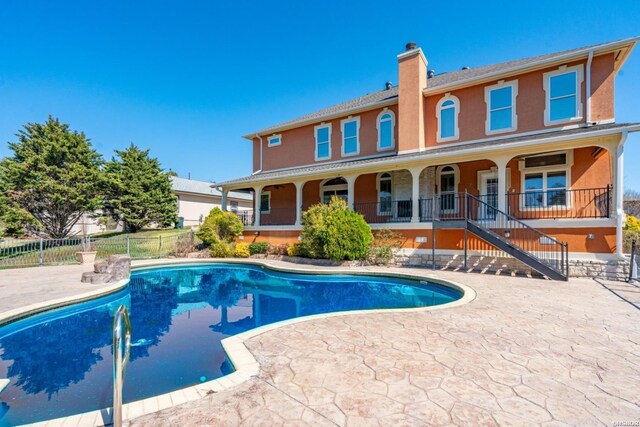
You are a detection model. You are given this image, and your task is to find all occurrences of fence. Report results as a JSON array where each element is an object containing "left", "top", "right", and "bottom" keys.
[{"left": 0, "top": 231, "right": 195, "bottom": 269}]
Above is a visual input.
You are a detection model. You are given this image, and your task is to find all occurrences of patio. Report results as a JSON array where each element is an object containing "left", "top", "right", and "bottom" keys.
[{"left": 1, "top": 260, "right": 639, "bottom": 426}]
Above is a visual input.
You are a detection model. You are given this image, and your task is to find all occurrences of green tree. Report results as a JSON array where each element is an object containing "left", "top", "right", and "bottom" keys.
[
  {"left": 104, "top": 144, "right": 177, "bottom": 232},
  {"left": 0, "top": 116, "right": 103, "bottom": 238}
]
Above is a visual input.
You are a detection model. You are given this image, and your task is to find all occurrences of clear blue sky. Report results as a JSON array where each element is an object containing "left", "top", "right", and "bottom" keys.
[{"left": 1, "top": 1, "right": 639, "bottom": 190}]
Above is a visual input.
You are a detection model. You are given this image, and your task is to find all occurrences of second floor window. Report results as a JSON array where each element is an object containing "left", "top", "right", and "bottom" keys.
[
  {"left": 341, "top": 117, "right": 359, "bottom": 156},
  {"left": 544, "top": 65, "right": 583, "bottom": 125},
  {"left": 485, "top": 80, "right": 517, "bottom": 134},
  {"left": 267, "top": 134, "right": 281, "bottom": 147},
  {"left": 315, "top": 124, "right": 331, "bottom": 160},
  {"left": 377, "top": 110, "right": 395, "bottom": 151},
  {"left": 436, "top": 94, "right": 460, "bottom": 142}
]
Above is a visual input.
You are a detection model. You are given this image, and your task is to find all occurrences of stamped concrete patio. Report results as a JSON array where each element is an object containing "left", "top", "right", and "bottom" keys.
[{"left": 2, "top": 260, "right": 640, "bottom": 426}]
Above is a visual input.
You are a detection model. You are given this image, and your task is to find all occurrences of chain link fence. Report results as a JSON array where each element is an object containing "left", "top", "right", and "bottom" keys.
[{"left": 0, "top": 231, "right": 196, "bottom": 269}]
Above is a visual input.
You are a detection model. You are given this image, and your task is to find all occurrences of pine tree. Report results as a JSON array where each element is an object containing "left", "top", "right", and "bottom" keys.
[{"left": 104, "top": 144, "right": 177, "bottom": 232}]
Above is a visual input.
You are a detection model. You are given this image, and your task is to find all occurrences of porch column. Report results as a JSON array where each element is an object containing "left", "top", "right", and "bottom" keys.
[
  {"left": 254, "top": 186, "right": 263, "bottom": 227},
  {"left": 494, "top": 157, "right": 510, "bottom": 213},
  {"left": 613, "top": 133, "right": 628, "bottom": 258},
  {"left": 345, "top": 175, "right": 358, "bottom": 210},
  {"left": 221, "top": 189, "right": 229, "bottom": 211},
  {"left": 409, "top": 167, "right": 423, "bottom": 223},
  {"left": 294, "top": 181, "right": 304, "bottom": 226}
]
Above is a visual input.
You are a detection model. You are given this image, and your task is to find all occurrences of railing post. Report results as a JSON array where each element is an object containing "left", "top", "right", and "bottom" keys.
[
  {"left": 630, "top": 240, "right": 637, "bottom": 283},
  {"left": 606, "top": 184, "right": 611, "bottom": 218},
  {"left": 38, "top": 238, "right": 44, "bottom": 266}
]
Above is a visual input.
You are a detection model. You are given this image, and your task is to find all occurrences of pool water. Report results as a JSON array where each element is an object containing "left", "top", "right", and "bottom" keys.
[{"left": 0, "top": 263, "right": 461, "bottom": 426}]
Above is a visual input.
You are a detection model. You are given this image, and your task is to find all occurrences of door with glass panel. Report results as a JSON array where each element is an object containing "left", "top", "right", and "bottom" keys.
[
  {"left": 480, "top": 174, "right": 498, "bottom": 220},
  {"left": 321, "top": 178, "right": 348, "bottom": 204},
  {"left": 439, "top": 166, "right": 457, "bottom": 216}
]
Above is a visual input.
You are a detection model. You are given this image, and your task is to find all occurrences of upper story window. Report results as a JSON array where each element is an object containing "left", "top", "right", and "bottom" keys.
[
  {"left": 485, "top": 80, "right": 518, "bottom": 134},
  {"left": 341, "top": 116, "right": 360, "bottom": 156},
  {"left": 436, "top": 94, "right": 460, "bottom": 143},
  {"left": 377, "top": 109, "right": 395, "bottom": 151},
  {"left": 267, "top": 134, "right": 281, "bottom": 147},
  {"left": 543, "top": 65, "right": 584, "bottom": 126},
  {"left": 314, "top": 123, "right": 332, "bottom": 161}
]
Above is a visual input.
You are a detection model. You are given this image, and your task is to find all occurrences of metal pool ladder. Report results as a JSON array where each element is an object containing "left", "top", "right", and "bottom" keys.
[{"left": 113, "top": 305, "right": 132, "bottom": 427}]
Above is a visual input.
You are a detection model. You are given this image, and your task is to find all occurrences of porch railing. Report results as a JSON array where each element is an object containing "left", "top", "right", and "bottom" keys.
[
  {"left": 354, "top": 200, "right": 412, "bottom": 223},
  {"left": 506, "top": 186, "right": 611, "bottom": 219},
  {"left": 235, "top": 210, "right": 254, "bottom": 226}
]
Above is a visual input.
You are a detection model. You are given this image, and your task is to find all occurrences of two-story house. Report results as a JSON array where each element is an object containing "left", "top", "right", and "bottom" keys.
[{"left": 217, "top": 37, "right": 640, "bottom": 279}]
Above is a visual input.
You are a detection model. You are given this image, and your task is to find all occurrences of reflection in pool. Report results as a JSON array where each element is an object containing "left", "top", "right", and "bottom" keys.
[{"left": 0, "top": 263, "right": 461, "bottom": 425}]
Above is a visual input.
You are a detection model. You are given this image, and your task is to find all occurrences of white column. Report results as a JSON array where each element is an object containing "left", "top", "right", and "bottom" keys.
[
  {"left": 221, "top": 189, "right": 228, "bottom": 211},
  {"left": 494, "top": 157, "right": 510, "bottom": 213},
  {"left": 409, "top": 167, "right": 423, "bottom": 222},
  {"left": 294, "top": 181, "right": 304, "bottom": 226},
  {"left": 254, "top": 186, "right": 262, "bottom": 227},
  {"left": 614, "top": 134, "right": 627, "bottom": 258},
  {"left": 346, "top": 175, "right": 357, "bottom": 210}
]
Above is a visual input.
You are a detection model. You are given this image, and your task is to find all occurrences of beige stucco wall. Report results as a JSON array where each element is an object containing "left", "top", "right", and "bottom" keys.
[{"left": 177, "top": 193, "right": 253, "bottom": 227}]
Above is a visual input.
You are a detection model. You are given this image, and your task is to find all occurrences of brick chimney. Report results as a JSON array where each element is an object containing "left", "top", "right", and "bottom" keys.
[{"left": 397, "top": 42, "right": 427, "bottom": 152}]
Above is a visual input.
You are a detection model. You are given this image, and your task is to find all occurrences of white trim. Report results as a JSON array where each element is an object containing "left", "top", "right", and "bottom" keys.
[
  {"left": 436, "top": 93, "right": 460, "bottom": 143},
  {"left": 314, "top": 123, "right": 332, "bottom": 161},
  {"left": 396, "top": 47, "right": 428, "bottom": 65},
  {"left": 518, "top": 150, "right": 574, "bottom": 210},
  {"left": 376, "top": 172, "right": 393, "bottom": 216},
  {"left": 319, "top": 177, "right": 348, "bottom": 203},
  {"left": 340, "top": 116, "right": 360, "bottom": 157},
  {"left": 543, "top": 64, "right": 584, "bottom": 126},
  {"left": 267, "top": 134, "right": 282, "bottom": 147},
  {"left": 259, "top": 191, "right": 271, "bottom": 214},
  {"left": 485, "top": 80, "right": 518, "bottom": 135},
  {"left": 376, "top": 108, "right": 396, "bottom": 151},
  {"left": 436, "top": 164, "right": 460, "bottom": 213}
]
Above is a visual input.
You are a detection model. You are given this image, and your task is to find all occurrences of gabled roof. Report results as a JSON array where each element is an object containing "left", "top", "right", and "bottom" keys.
[
  {"left": 171, "top": 176, "right": 252, "bottom": 200},
  {"left": 224, "top": 123, "right": 640, "bottom": 188},
  {"left": 244, "top": 36, "right": 638, "bottom": 139}
]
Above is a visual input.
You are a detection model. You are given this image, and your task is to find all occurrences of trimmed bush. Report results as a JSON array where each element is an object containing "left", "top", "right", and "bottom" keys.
[
  {"left": 248, "top": 242, "right": 269, "bottom": 255},
  {"left": 234, "top": 242, "right": 250, "bottom": 258},
  {"left": 300, "top": 197, "right": 373, "bottom": 261},
  {"left": 210, "top": 241, "right": 233, "bottom": 258},
  {"left": 197, "top": 208, "right": 243, "bottom": 246},
  {"left": 287, "top": 243, "right": 306, "bottom": 257}
]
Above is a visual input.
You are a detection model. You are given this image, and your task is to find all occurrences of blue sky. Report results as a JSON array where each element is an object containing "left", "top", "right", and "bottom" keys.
[{"left": 1, "top": 0, "right": 639, "bottom": 190}]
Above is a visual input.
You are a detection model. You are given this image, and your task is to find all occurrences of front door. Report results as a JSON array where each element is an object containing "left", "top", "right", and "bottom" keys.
[{"left": 480, "top": 173, "right": 498, "bottom": 220}]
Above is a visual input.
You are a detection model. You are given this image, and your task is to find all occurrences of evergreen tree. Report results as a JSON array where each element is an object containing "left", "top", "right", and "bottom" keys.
[
  {"left": 105, "top": 144, "right": 177, "bottom": 232},
  {"left": 0, "top": 117, "right": 103, "bottom": 238}
]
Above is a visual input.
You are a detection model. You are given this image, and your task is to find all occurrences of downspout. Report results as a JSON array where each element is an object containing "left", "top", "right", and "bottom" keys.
[
  {"left": 252, "top": 134, "right": 263, "bottom": 174},
  {"left": 586, "top": 50, "right": 593, "bottom": 124},
  {"left": 615, "top": 132, "right": 628, "bottom": 260}
]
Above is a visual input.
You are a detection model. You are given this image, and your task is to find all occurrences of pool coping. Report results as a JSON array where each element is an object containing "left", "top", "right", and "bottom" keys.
[{"left": 13, "top": 258, "right": 476, "bottom": 427}]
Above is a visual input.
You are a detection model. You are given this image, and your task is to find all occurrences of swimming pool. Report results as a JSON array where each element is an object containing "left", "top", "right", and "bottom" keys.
[{"left": 0, "top": 263, "right": 462, "bottom": 426}]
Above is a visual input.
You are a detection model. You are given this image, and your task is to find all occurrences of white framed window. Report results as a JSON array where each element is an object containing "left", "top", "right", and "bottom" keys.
[
  {"left": 518, "top": 151, "right": 573, "bottom": 209},
  {"left": 230, "top": 201, "right": 239, "bottom": 213},
  {"left": 341, "top": 116, "right": 360, "bottom": 157},
  {"left": 485, "top": 80, "right": 518, "bottom": 134},
  {"left": 436, "top": 94, "right": 460, "bottom": 143},
  {"left": 436, "top": 164, "right": 460, "bottom": 212},
  {"left": 376, "top": 109, "right": 395, "bottom": 151},
  {"left": 377, "top": 172, "right": 392, "bottom": 215},
  {"left": 320, "top": 177, "right": 348, "bottom": 204},
  {"left": 259, "top": 191, "right": 271, "bottom": 214},
  {"left": 314, "top": 123, "right": 332, "bottom": 161},
  {"left": 267, "top": 134, "right": 282, "bottom": 147},
  {"left": 543, "top": 65, "right": 584, "bottom": 126}
]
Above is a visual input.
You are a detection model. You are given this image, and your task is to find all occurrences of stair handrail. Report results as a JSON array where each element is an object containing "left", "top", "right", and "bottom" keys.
[{"left": 113, "top": 305, "right": 132, "bottom": 427}]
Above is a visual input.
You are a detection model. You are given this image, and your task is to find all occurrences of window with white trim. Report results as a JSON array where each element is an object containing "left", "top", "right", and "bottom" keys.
[
  {"left": 267, "top": 134, "right": 281, "bottom": 147},
  {"left": 520, "top": 152, "right": 571, "bottom": 208},
  {"left": 377, "top": 110, "right": 395, "bottom": 151},
  {"left": 543, "top": 65, "right": 583, "bottom": 125},
  {"left": 378, "top": 173, "right": 392, "bottom": 215},
  {"left": 436, "top": 94, "right": 460, "bottom": 142},
  {"left": 437, "top": 165, "right": 460, "bottom": 212},
  {"left": 260, "top": 192, "right": 271, "bottom": 213},
  {"left": 341, "top": 117, "right": 360, "bottom": 156},
  {"left": 315, "top": 124, "right": 331, "bottom": 160},
  {"left": 485, "top": 80, "right": 517, "bottom": 134}
]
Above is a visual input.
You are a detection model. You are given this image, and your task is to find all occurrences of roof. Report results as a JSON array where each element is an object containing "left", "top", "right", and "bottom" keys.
[
  {"left": 171, "top": 176, "right": 252, "bottom": 200},
  {"left": 244, "top": 37, "right": 638, "bottom": 139},
  {"left": 222, "top": 123, "right": 640, "bottom": 188}
]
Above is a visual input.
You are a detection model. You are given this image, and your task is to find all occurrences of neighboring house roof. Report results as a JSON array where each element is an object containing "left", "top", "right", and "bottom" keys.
[
  {"left": 171, "top": 176, "right": 252, "bottom": 200},
  {"left": 222, "top": 123, "right": 640, "bottom": 188},
  {"left": 244, "top": 37, "right": 638, "bottom": 139}
]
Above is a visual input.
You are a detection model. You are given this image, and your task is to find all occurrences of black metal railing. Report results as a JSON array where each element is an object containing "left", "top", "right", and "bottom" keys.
[
  {"left": 506, "top": 186, "right": 611, "bottom": 219},
  {"left": 354, "top": 200, "right": 412, "bottom": 223},
  {"left": 466, "top": 193, "right": 569, "bottom": 278},
  {"left": 419, "top": 198, "right": 434, "bottom": 221},
  {"left": 235, "top": 210, "right": 254, "bottom": 226}
]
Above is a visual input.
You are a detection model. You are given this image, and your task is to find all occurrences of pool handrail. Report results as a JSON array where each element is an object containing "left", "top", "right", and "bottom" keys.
[{"left": 112, "top": 305, "right": 132, "bottom": 427}]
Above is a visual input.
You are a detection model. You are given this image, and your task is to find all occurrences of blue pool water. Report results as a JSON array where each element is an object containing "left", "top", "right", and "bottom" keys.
[{"left": 0, "top": 263, "right": 461, "bottom": 426}]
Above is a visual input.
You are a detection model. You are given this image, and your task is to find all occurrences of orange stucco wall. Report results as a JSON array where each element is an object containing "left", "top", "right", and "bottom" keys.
[
  {"left": 253, "top": 105, "right": 399, "bottom": 173},
  {"left": 261, "top": 183, "right": 296, "bottom": 225},
  {"left": 590, "top": 53, "right": 615, "bottom": 122}
]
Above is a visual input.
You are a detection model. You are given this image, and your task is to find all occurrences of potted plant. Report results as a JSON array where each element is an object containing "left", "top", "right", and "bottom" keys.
[{"left": 76, "top": 220, "right": 97, "bottom": 264}]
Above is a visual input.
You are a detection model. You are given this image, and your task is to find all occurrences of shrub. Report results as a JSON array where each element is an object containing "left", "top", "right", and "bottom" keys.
[
  {"left": 266, "top": 243, "right": 288, "bottom": 256},
  {"left": 210, "top": 241, "right": 233, "bottom": 258},
  {"left": 234, "top": 242, "right": 250, "bottom": 258},
  {"left": 624, "top": 215, "right": 640, "bottom": 253},
  {"left": 300, "top": 197, "right": 373, "bottom": 261},
  {"left": 248, "top": 242, "right": 269, "bottom": 255},
  {"left": 287, "top": 243, "right": 306, "bottom": 257},
  {"left": 170, "top": 232, "right": 198, "bottom": 257},
  {"left": 368, "top": 229, "right": 403, "bottom": 266},
  {"left": 197, "top": 208, "right": 243, "bottom": 246}
]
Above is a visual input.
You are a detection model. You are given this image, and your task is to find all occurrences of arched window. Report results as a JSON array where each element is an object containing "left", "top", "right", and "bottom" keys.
[
  {"left": 376, "top": 109, "right": 395, "bottom": 151},
  {"left": 377, "top": 173, "right": 392, "bottom": 215},
  {"left": 320, "top": 177, "right": 348, "bottom": 204},
  {"left": 437, "top": 165, "right": 460, "bottom": 212},
  {"left": 436, "top": 94, "right": 460, "bottom": 142}
]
